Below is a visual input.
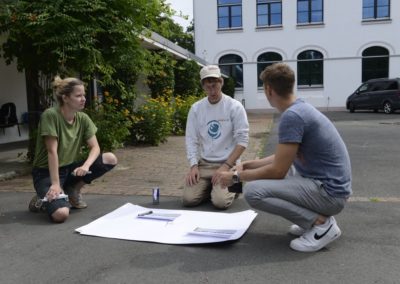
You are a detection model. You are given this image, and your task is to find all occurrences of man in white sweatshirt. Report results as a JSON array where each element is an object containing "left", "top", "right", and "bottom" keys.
[{"left": 183, "top": 65, "right": 249, "bottom": 209}]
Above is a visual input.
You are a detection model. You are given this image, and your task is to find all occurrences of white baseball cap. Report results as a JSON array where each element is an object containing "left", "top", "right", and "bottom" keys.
[{"left": 200, "top": 65, "right": 221, "bottom": 80}]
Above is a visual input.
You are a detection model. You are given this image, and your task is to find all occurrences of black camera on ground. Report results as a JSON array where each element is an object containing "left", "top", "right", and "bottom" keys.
[{"left": 228, "top": 182, "right": 242, "bottom": 193}]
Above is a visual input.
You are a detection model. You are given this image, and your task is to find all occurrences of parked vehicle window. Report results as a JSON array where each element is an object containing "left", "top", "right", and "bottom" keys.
[
  {"left": 370, "top": 81, "right": 386, "bottom": 91},
  {"left": 358, "top": 84, "right": 369, "bottom": 92},
  {"left": 385, "top": 81, "right": 398, "bottom": 90}
]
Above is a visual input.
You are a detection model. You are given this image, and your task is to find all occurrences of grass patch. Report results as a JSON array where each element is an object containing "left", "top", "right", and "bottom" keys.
[{"left": 369, "top": 197, "right": 380, "bottom": 202}]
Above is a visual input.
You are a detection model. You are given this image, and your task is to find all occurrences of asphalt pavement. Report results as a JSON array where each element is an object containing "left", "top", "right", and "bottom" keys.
[{"left": 1, "top": 110, "right": 400, "bottom": 284}]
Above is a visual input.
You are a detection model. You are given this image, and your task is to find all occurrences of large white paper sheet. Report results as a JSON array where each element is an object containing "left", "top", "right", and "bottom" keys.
[{"left": 75, "top": 203, "right": 257, "bottom": 244}]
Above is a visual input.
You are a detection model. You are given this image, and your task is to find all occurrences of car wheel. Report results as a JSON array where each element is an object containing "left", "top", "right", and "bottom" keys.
[
  {"left": 383, "top": 102, "right": 393, "bottom": 114},
  {"left": 348, "top": 103, "right": 355, "bottom": 113}
]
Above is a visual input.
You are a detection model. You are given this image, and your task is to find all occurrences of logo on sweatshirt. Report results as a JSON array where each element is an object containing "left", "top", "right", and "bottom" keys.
[{"left": 207, "top": 120, "right": 221, "bottom": 139}]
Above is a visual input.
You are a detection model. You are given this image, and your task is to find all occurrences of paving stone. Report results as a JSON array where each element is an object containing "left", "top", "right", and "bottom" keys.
[{"left": 0, "top": 113, "right": 273, "bottom": 197}]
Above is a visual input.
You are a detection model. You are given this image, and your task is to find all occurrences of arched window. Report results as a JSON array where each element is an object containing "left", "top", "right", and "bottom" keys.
[
  {"left": 297, "top": 50, "right": 323, "bottom": 86},
  {"left": 219, "top": 54, "right": 243, "bottom": 88},
  {"left": 362, "top": 46, "right": 389, "bottom": 82},
  {"left": 257, "top": 52, "right": 282, "bottom": 87}
]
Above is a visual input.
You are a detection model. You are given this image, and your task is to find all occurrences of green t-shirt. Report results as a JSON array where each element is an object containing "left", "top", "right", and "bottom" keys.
[{"left": 33, "top": 107, "right": 97, "bottom": 168}]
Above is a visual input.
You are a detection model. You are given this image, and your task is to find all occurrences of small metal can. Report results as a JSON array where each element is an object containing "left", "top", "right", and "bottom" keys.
[{"left": 152, "top": 187, "right": 160, "bottom": 205}]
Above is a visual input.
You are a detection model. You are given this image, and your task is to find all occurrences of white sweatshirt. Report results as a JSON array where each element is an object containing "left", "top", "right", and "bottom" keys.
[{"left": 185, "top": 94, "right": 249, "bottom": 167}]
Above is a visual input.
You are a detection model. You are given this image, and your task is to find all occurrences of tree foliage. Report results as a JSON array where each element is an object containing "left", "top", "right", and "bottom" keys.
[
  {"left": 0, "top": 0, "right": 176, "bottom": 156},
  {"left": 222, "top": 76, "right": 236, "bottom": 98},
  {"left": 146, "top": 50, "right": 176, "bottom": 99},
  {"left": 150, "top": 2, "right": 194, "bottom": 53},
  {"left": 0, "top": 0, "right": 172, "bottom": 81},
  {"left": 0, "top": 0, "right": 200, "bottom": 151},
  {"left": 174, "top": 59, "right": 201, "bottom": 97}
]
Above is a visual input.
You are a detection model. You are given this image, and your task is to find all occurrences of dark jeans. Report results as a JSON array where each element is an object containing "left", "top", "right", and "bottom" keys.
[{"left": 32, "top": 154, "right": 115, "bottom": 216}]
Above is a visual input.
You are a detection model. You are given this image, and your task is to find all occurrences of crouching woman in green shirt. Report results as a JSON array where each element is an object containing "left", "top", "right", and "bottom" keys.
[{"left": 29, "top": 76, "right": 117, "bottom": 223}]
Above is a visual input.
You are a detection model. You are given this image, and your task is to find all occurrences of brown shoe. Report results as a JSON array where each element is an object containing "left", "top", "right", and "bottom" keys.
[
  {"left": 68, "top": 193, "right": 88, "bottom": 209},
  {"left": 28, "top": 195, "right": 45, "bottom": 213}
]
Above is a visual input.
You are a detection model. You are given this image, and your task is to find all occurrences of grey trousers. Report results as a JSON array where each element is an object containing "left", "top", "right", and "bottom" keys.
[{"left": 243, "top": 171, "right": 347, "bottom": 229}]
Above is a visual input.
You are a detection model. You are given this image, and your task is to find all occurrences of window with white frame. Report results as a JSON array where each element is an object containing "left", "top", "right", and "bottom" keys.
[
  {"left": 257, "top": 52, "right": 282, "bottom": 87},
  {"left": 362, "top": 46, "right": 389, "bottom": 82},
  {"left": 362, "top": 0, "right": 390, "bottom": 20},
  {"left": 297, "top": 0, "right": 323, "bottom": 24},
  {"left": 218, "top": 0, "right": 242, "bottom": 29},
  {"left": 219, "top": 54, "right": 244, "bottom": 88},
  {"left": 257, "top": 0, "right": 282, "bottom": 27},
  {"left": 297, "top": 50, "right": 323, "bottom": 87}
]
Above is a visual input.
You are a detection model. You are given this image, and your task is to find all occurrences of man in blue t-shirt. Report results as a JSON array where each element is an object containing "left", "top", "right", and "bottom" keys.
[{"left": 218, "top": 63, "right": 352, "bottom": 252}]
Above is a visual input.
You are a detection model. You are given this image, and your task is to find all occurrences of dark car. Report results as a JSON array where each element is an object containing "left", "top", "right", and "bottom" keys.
[{"left": 346, "top": 78, "right": 400, "bottom": 114}]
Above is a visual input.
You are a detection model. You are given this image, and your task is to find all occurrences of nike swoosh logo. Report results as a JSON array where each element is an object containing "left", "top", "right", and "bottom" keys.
[{"left": 314, "top": 224, "right": 333, "bottom": 240}]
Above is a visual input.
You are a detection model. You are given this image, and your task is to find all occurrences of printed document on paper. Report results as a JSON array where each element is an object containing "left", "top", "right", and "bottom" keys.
[{"left": 75, "top": 203, "right": 257, "bottom": 244}]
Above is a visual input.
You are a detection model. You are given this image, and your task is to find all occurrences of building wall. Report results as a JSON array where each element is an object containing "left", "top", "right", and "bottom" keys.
[{"left": 194, "top": 0, "right": 400, "bottom": 110}]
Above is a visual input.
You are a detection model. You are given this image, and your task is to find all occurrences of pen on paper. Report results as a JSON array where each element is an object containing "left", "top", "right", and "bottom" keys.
[{"left": 137, "top": 210, "right": 153, "bottom": 217}]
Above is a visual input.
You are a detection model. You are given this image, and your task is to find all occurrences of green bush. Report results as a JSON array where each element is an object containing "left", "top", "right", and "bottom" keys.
[
  {"left": 146, "top": 51, "right": 176, "bottom": 99},
  {"left": 85, "top": 93, "right": 132, "bottom": 152},
  {"left": 130, "top": 96, "right": 173, "bottom": 146},
  {"left": 222, "top": 76, "right": 236, "bottom": 98},
  {"left": 174, "top": 60, "right": 202, "bottom": 98},
  {"left": 171, "top": 94, "right": 203, "bottom": 135}
]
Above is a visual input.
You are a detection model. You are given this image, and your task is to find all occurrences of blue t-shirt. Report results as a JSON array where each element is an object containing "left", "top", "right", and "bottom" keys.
[{"left": 279, "top": 99, "right": 352, "bottom": 198}]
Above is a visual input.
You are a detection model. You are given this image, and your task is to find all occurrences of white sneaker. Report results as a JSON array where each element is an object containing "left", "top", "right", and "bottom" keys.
[
  {"left": 290, "top": 216, "right": 341, "bottom": 252},
  {"left": 288, "top": 224, "right": 306, "bottom": 236}
]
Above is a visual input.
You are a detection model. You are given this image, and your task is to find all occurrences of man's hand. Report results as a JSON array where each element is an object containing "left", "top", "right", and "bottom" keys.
[
  {"left": 235, "top": 162, "right": 244, "bottom": 172},
  {"left": 211, "top": 163, "right": 231, "bottom": 186},
  {"left": 186, "top": 165, "right": 200, "bottom": 186},
  {"left": 217, "top": 171, "right": 235, "bottom": 188}
]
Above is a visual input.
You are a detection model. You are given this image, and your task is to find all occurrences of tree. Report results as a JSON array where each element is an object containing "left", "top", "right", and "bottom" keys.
[
  {"left": 0, "top": 0, "right": 172, "bottom": 79},
  {"left": 0, "top": 0, "right": 172, "bottom": 157},
  {"left": 146, "top": 50, "right": 176, "bottom": 99},
  {"left": 174, "top": 59, "right": 201, "bottom": 98},
  {"left": 152, "top": 17, "right": 194, "bottom": 53}
]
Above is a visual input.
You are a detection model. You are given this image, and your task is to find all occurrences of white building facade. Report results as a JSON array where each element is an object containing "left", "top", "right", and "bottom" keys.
[{"left": 193, "top": 0, "right": 400, "bottom": 110}]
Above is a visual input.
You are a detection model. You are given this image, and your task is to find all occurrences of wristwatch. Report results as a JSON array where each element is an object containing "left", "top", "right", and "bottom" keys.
[{"left": 232, "top": 170, "right": 240, "bottom": 184}]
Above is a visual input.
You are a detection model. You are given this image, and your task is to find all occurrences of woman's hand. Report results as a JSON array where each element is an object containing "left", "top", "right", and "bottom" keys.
[
  {"left": 72, "top": 166, "right": 91, "bottom": 177},
  {"left": 46, "top": 184, "right": 63, "bottom": 202}
]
